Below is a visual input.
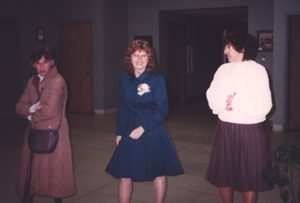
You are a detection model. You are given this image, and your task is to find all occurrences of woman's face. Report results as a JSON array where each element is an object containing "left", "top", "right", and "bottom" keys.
[
  {"left": 35, "top": 56, "right": 52, "bottom": 76},
  {"left": 131, "top": 50, "right": 149, "bottom": 73},
  {"left": 224, "top": 44, "right": 244, "bottom": 62}
]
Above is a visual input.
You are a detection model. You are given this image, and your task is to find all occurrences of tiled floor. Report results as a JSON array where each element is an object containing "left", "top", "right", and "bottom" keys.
[{"left": 0, "top": 96, "right": 294, "bottom": 203}]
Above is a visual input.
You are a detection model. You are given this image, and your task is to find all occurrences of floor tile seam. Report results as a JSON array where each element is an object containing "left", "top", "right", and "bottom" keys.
[
  {"left": 69, "top": 120, "right": 116, "bottom": 123},
  {"left": 180, "top": 148, "right": 213, "bottom": 153},
  {"left": 180, "top": 159, "right": 209, "bottom": 163},
  {"left": 71, "top": 150, "right": 102, "bottom": 158},
  {"left": 167, "top": 173, "right": 206, "bottom": 179},
  {"left": 70, "top": 144, "right": 114, "bottom": 150},
  {"left": 165, "top": 185, "right": 209, "bottom": 193},
  {"left": 189, "top": 191, "right": 221, "bottom": 203},
  {"left": 67, "top": 191, "right": 118, "bottom": 203},
  {"left": 74, "top": 148, "right": 112, "bottom": 154},
  {"left": 73, "top": 156, "right": 110, "bottom": 163},
  {"left": 201, "top": 185, "right": 215, "bottom": 194},
  {"left": 74, "top": 179, "right": 118, "bottom": 193},
  {"left": 170, "top": 132, "right": 214, "bottom": 139},
  {"left": 178, "top": 160, "right": 209, "bottom": 165},
  {"left": 70, "top": 137, "right": 115, "bottom": 142},
  {"left": 69, "top": 130, "right": 116, "bottom": 135},
  {"left": 73, "top": 159, "right": 110, "bottom": 166},
  {"left": 72, "top": 152, "right": 113, "bottom": 161},
  {"left": 177, "top": 145, "right": 213, "bottom": 151},
  {"left": 74, "top": 150, "right": 114, "bottom": 158},
  {"left": 172, "top": 133, "right": 215, "bottom": 137},
  {"left": 73, "top": 170, "right": 110, "bottom": 176},
  {"left": 74, "top": 155, "right": 112, "bottom": 161},
  {"left": 71, "top": 145, "right": 103, "bottom": 149},
  {"left": 175, "top": 142, "right": 196, "bottom": 151},
  {"left": 70, "top": 136, "right": 115, "bottom": 142},
  {"left": 165, "top": 187, "right": 203, "bottom": 199},
  {"left": 87, "top": 179, "right": 119, "bottom": 195},
  {"left": 71, "top": 140, "right": 115, "bottom": 144},
  {"left": 187, "top": 191, "right": 207, "bottom": 203},
  {"left": 129, "top": 197, "right": 150, "bottom": 203},
  {"left": 69, "top": 132, "right": 115, "bottom": 136},
  {"left": 75, "top": 158, "right": 111, "bottom": 163},
  {"left": 69, "top": 127, "right": 116, "bottom": 131}
]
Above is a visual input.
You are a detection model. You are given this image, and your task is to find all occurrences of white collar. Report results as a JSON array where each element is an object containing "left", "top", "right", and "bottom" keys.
[{"left": 38, "top": 74, "right": 45, "bottom": 83}]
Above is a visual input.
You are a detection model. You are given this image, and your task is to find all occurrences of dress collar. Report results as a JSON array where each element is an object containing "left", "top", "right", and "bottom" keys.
[
  {"left": 134, "top": 70, "right": 148, "bottom": 82},
  {"left": 38, "top": 74, "right": 45, "bottom": 82}
]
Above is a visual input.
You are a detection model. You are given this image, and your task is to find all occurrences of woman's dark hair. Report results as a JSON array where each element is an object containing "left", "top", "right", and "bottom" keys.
[
  {"left": 29, "top": 46, "right": 58, "bottom": 68},
  {"left": 223, "top": 31, "right": 258, "bottom": 61},
  {"left": 124, "top": 40, "right": 156, "bottom": 74}
]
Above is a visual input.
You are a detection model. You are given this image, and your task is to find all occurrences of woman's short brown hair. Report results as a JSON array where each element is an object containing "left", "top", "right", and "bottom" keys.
[
  {"left": 29, "top": 46, "right": 58, "bottom": 68},
  {"left": 124, "top": 40, "right": 156, "bottom": 74},
  {"left": 223, "top": 31, "right": 257, "bottom": 61}
]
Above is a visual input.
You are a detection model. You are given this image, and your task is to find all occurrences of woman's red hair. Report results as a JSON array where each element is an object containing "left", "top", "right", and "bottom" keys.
[{"left": 124, "top": 40, "right": 156, "bottom": 74}]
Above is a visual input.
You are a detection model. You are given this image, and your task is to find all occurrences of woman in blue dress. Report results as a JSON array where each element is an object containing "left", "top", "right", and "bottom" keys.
[{"left": 105, "top": 40, "right": 183, "bottom": 203}]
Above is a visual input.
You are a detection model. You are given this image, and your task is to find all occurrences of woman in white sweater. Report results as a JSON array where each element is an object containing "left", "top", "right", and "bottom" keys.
[{"left": 205, "top": 31, "right": 272, "bottom": 203}]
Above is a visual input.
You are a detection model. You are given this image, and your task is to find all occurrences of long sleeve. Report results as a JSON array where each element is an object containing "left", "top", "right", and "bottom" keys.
[
  {"left": 206, "top": 65, "right": 231, "bottom": 115},
  {"left": 207, "top": 61, "right": 272, "bottom": 124},
  {"left": 139, "top": 75, "right": 168, "bottom": 133},
  {"left": 231, "top": 65, "right": 272, "bottom": 120},
  {"left": 32, "top": 76, "right": 65, "bottom": 122},
  {"left": 15, "top": 80, "right": 33, "bottom": 119},
  {"left": 116, "top": 72, "right": 130, "bottom": 136}
]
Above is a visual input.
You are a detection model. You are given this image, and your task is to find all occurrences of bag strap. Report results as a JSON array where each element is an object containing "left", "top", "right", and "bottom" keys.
[{"left": 56, "top": 89, "right": 65, "bottom": 130}]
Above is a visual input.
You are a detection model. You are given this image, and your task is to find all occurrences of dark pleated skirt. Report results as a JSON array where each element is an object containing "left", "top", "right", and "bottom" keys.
[{"left": 205, "top": 120, "right": 271, "bottom": 192}]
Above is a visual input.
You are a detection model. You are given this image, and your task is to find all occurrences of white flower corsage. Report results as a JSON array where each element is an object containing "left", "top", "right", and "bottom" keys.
[{"left": 137, "top": 83, "right": 151, "bottom": 96}]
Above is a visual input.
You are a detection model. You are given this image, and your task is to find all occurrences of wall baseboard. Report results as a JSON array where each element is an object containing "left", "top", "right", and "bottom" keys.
[{"left": 94, "top": 107, "right": 118, "bottom": 115}]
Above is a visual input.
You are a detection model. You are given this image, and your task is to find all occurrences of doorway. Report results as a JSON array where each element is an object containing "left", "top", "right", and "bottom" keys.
[
  {"left": 287, "top": 15, "right": 300, "bottom": 131},
  {"left": 161, "top": 7, "right": 248, "bottom": 103},
  {"left": 168, "top": 23, "right": 186, "bottom": 102},
  {"left": 0, "top": 18, "right": 20, "bottom": 112},
  {"left": 60, "top": 23, "right": 92, "bottom": 114}
]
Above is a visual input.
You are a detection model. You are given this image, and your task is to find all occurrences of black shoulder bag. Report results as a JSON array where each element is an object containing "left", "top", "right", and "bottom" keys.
[{"left": 28, "top": 82, "right": 64, "bottom": 154}]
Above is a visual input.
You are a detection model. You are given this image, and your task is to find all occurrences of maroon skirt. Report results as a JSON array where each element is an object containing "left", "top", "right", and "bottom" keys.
[{"left": 205, "top": 120, "right": 271, "bottom": 192}]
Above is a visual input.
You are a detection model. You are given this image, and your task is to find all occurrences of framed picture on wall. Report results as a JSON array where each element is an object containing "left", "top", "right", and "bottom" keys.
[
  {"left": 134, "top": 36, "right": 153, "bottom": 48},
  {"left": 37, "top": 27, "right": 44, "bottom": 41},
  {"left": 257, "top": 30, "right": 273, "bottom": 51}
]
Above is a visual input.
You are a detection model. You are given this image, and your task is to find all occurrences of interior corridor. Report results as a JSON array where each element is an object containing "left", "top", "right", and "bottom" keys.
[{"left": 0, "top": 96, "right": 293, "bottom": 203}]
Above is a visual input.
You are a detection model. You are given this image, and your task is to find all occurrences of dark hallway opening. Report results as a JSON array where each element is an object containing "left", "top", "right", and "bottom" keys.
[
  {"left": 159, "top": 7, "right": 248, "bottom": 104},
  {"left": 0, "top": 18, "right": 21, "bottom": 112}
]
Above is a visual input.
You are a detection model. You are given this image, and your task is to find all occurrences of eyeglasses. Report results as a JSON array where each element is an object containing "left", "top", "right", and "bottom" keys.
[{"left": 224, "top": 45, "right": 233, "bottom": 52}]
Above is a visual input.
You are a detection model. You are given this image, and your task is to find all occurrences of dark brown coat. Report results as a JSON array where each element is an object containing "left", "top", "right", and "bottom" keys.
[{"left": 15, "top": 67, "right": 76, "bottom": 199}]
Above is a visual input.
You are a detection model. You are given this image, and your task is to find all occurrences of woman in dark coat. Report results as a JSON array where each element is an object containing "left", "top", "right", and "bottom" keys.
[
  {"left": 15, "top": 46, "right": 76, "bottom": 203},
  {"left": 105, "top": 40, "right": 183, "bottom": 203}
]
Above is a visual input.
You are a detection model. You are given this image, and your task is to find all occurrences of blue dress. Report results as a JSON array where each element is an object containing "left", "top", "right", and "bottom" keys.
[{"left": 105, "top": 71, "right": 183, "bottom": 181}]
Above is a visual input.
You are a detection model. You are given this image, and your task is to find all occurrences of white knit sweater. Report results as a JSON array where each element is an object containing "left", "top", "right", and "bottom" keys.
[{"left": 206, "top": 60, "right": 272, "bottom": 124}]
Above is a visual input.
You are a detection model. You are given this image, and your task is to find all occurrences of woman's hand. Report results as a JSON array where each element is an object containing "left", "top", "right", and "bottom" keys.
[
  {"left": 34, "top": 104, "right": 43, "bottom": 111},
  {"left": 226, "top": 93, "right": 236, "bottom": 111},
  {"left": 29, "top": 101, "right": 43, "bottom": 113},
  {"left": 129, "top": 126, "right": 145, "bottom": 140},
  {"left": 115, "top": 135, "right": 122, "bottom": 145}
]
